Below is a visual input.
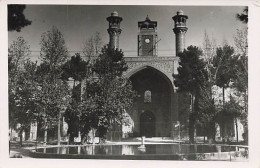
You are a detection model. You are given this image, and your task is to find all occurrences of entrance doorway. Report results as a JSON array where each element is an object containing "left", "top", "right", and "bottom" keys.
[
  {"left": 129, "top": 66, "right": 173, "bottom": 137},
  {"left": 140, "top": 111, "right": 155, "bottom": 137}
]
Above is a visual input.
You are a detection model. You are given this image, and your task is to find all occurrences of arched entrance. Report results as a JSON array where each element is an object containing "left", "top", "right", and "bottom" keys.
[
  {"left": 127, "top": 66, "right": 174, "bottom": 137},
  {"left": 140, "top": 111, "right": 155, "bottom": 137}
]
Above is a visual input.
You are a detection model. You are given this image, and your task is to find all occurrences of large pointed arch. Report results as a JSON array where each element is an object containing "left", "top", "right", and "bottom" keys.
[
  {"left": 125, "top": 65, "right": 175, "bottom": 137},
  {"left": 125, "top": 65, "right": 174, "bottom": 91}
]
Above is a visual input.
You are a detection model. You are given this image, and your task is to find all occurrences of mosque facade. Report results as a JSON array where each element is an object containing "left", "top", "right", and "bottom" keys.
[
  {"left": 106, "top": 10, "right": 189, "bottom": 139},
  {"left": 106, "top": 10, "right": 244, "bottom": 141}
]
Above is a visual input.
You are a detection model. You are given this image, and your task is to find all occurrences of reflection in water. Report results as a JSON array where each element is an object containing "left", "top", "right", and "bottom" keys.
[
  {"left": 57, "top": 147, "right": 59, "bottom": 154},
  {"left": 66, "top": 147, "right": 69, "bottom": 154},
  {"left": 84, "top": 145, "right": 95, "bottom": 155},
  {"left": 177, "top": 143, "right": 181, "bottom": 154},
  {"left": 36, "top": 144, "right": 242, "bottom": 156},
  {"left": 122, "top": 145, "right": 134, "bottom": 155},
  {"left": 61, "top": 147, "right": 66, "bottom": 154},
  {"left": 216, "top": 145, "right": 221, "bottom": 153},
  {"left": 189, "top": 145, "right": 195, "bottom": 153},
  {"left": 78, "top": 146, "right": 81, "bottom": 154}
]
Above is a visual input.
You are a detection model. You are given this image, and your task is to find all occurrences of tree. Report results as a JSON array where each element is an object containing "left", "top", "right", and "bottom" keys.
[
  {"left": 213, "top": 45, "right": 235, "bottom": 105},
  {"left": 215, "top": 94, "right": 243, "bottom": 142},
  {"left": 62, "top": 53, "right": 88, "bottom": 88},
  {"left": 10, "top": 60, "right": 38, "bottom": 146},
  {"left": 8, "top": 5, "right": 32, "bottom": 32},
  {"left": 202, "top": 31, "right": 217, "bottom": 84},
  {"left": 79, "top": 46, "right": 135, "bottom": 142},
  {"left": 62, "top": 53, "right": 88, "bottom": 144},
  {"left": 199, "top": 31, "right": 218, "bottom": 142},
  {"left": 212, "top": 45, "right": 242, "bottom": 139},
  {"left": 64, "top": 100, "right": 80, "bottom": 144},
  {"left": 8, "top": 37, "right": 38, "bottom": 146},
  {"left": 174, "top": 46, "right": 208, "bottom": 143},
  {"left": 37, "top": 26, "right": 70, "bottom": 145},
  {"left": 93, "top": 46, "right": 128, "bottom": 78},
  {"left": 83, "top": 32, "right": 103, "bottom": 63},
  {"left": 8, "top": 37, "right": 30, "bottom": 108},
  {"left": 40, "top": 26, "right": 68, "bottom": 67},
  {"left": 232, "top": 27, "right": 248, "bottom": 143},
  {"left": 199, "top": 8, "right": 248, "bottom": 142},
  {"left": 8, "top": 37, "right": 30, "bottom": 72},
  {"left": 236, "top": 7, "right": 248, "bottom": 24},
  {"left": 234, "top": 27, "right": 248, "bottom": 55},
  {"left": 235, "top": 7, "right": 248, "bottom": 144},
  {"left": 232, "top": 28, "right": 248, "bottom": 92}
]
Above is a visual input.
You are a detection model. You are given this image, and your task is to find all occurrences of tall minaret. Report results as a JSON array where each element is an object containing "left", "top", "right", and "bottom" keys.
[
  {"left": 107, "top": 11, "right": 123, "bottom": 49},
  {"left": 172, "top": 10, "right": 188, "bottom": 55}
]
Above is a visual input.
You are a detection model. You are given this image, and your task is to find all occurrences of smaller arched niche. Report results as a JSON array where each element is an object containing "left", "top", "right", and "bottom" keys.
[{"left": 144, "top": 90, "right": 152, "bottom": 103}]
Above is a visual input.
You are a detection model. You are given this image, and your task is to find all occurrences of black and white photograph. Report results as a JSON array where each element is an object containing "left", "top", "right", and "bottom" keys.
[{"left": 1, "top": 0, "right": 260, "bottom": 167}]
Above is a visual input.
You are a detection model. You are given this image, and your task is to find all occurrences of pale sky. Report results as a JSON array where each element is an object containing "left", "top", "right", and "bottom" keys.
[{"left": 8, "top": 5, "right": 246, "bottom": 59}]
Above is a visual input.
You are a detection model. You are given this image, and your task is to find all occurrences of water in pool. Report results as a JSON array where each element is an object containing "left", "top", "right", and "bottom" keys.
[{"left": 36, "top": 144, "right": 237, "bottom": 155}]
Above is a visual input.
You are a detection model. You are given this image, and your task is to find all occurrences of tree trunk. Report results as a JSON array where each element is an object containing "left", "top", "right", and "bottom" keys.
[
  {"left": 57, "top": 111, "right": 61, "bottom": 145},
  {"left": 190, "top": 94, "right": 194, "bottom": 113},
  {"left": 189, "top": 115, "right": 195, "bottom": 143},
  {"left": 10, "top": 128, "right": 13, "bottom": 141},
  {"left": 19, "top": 130, "right": 23, "bottom": 147},
  {"left": 92, "top": 128, "right": 96, "bottom": 145},
  {"left": 208, "top": 121, "right": 216, "bottom": 142},
  {"left": 223, "top": 87, "right": 225, "bottom": 106},
  {"left": 189, "top": 94, "right": 195, "bottom": 143},
  {"left": 190, "top": 89, "right": 200, "bottom": 144},
  {"left": 43, "top": 118, "right": 48, "bottom": 146},
  {"left": 203, "top": 124, "right": 206, "bottom": 143},
  {"left": 235, "top": 118, "right": 239, "bottom": 142},
  {"left": 69, "top": 133, "right": 74, "bottom": 144},
  {"left": 44, "top": 129, "right": 48, "bottom": 146}
]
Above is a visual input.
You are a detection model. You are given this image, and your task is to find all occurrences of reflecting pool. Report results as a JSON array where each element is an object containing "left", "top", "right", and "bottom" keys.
[{"left": 35, "top": 144, "right": 241, "bottom": 155}]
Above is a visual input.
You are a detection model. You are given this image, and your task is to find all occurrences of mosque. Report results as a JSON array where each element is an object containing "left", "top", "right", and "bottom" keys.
[
  {"left": 105, "top": 10, "right": 244, "bottom": 141},
  {"left": 105, "top": 10, "right": 186, "bottom": 139}
]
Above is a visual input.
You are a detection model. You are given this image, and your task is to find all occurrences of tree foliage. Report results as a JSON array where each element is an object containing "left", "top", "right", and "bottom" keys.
[
  {"left": 8, "top": 5, "right": 32, "bottom": 32},
  {"left": 62, "top": 53, "right": 88, "bottom": 143},
  {"left": 232, "top": 28, "right": 248, "bottom": 93},
  {"left": 213, "top": 45, "right": 236, "bottom": 89},
  {"left": 62, "top": 53, "right": 88, "bottom": 82},
  {"left": 174, "top": 45, "right": 208, "bottom": 143},
  {"left": 236, "top": 7, "right": 248, "bottom": 24},
  {"left": 174, "top": 46, "right": 208, "bottom": 95},
  {"left": 201, "top": 31, "right": 247, "bottom": 142},
  {"left": 8, "top": 37, "right": 38, "bottom": 146},
  {"left": 202, "top": 31, "right": 217, "bottom": 83},
  {"left": 79, "top": 46, "right": 135, "bottom": 140},
  {"left": 83, "top": 32, "right": 103, "bottom": 63},
  {"left": 8, "top": 37, "right": 29, "bottom": 128},
  {"left": 232, "top": 26, "right": 248, "bottom": 141},
  {"left": 36, "top": 26, "right": 71, "bottom": 144},
  {"left": 215, "top": 96, "right": 242, "bottom": 123},
  {"left": 93, "top": 46, "right": 128, "bottom": 78},
  {"left": 64, "top": 100, "right": 80, "bottom": 143},
  {"left": 40, "top": 26, "right": 68, "bottom": 67}
]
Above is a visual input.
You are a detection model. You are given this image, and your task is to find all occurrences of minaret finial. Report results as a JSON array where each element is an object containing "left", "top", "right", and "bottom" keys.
[
  {"left": 172, "top": 10, "right": 188, "bottom": 55},
  {"left": 145, "top": 15, "right": 150, "bottom": 21},
  {"left": 106, "top": 11, "right": 123, "bottom": 49}
]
